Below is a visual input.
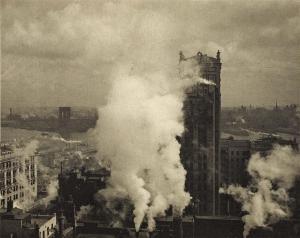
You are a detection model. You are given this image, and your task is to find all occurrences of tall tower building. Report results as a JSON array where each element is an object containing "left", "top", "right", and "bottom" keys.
[{"left": 180, "top": 51, "right": 221, "bottom": 216}]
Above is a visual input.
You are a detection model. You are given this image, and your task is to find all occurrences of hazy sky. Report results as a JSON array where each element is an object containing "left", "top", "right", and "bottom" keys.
[{"left": 2, "top": 0, "right": 300, "bottom": 108}]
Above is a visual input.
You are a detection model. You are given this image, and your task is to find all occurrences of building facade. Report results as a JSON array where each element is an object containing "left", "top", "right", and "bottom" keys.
[
  {"left": 179, "top": 51, "right": 221, "bottom": 215},
  {"left": 31, "top": 214, "right": 57, "bottom": 238},
  {"left": 0, "top": 143, "right": 38, "bottom": 209},
  {"left": 219, "top": 138, "right": 251, "bottom": 216}
]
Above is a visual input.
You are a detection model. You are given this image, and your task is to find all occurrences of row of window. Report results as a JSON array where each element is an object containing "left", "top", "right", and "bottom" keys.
[
  {"left": 1, "top": 179, "right": 35, "bottom": 192},
  {"left": 229, "top": 150, "right": 249, "bottom": 156},
  {"left": 0, "top": 157, "right": 35, "bottom": 169},
  {"left": 0, "top": 171, "right": 35, "bottom": 178}
]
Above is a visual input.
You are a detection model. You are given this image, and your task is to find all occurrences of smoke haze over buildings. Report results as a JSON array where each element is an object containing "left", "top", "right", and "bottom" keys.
[{"left": 220, "top": 145, "right": 300, "bottom": 237}]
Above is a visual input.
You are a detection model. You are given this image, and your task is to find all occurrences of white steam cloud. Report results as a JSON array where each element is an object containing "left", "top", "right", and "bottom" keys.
[
  {"left": 37, "top": 159, "right": 58, "bottom": 207},
  {"left": 14, "top": 140, "right": 39, "bottom": 210},
  {"left": 86, "top": 0, "right": 222, "bottom": 229},
  {"left": 71, "top": 0, "right": 218, "bottom": 232},
  {"left": 48, "top": 135, "right": 81, "bottom": 144},
  {"left": 4, "top": 0, "right": 218, "bottom": 230},
  {"left": 13, "top": 139, "right": 59, "bottom": 209},
  {"left": 94, "top": 70, "right": 195, "bottom": 231},
  {"left": 179, "top": 56, "right": 216, "bottom": 86},
  {"left": 220, "top": 145, "right": 300, "bottom": 237},
  {"left": 77, "top": 205, "right": 94, "bottom": 220}
]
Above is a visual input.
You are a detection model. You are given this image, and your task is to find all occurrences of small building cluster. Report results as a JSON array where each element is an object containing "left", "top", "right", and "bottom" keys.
[{"left": 0, "top": 201, "right": 56, "bottom": 238}]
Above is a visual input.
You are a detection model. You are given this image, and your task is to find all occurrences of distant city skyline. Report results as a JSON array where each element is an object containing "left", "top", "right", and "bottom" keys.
[{"left": 2, "top": 0, "right": 300, "bottom": 108}]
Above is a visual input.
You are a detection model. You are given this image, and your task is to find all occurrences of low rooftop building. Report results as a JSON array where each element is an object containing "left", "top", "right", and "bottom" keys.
[{"left": 0, "top": 201, "right": 56, "bottom": 238}]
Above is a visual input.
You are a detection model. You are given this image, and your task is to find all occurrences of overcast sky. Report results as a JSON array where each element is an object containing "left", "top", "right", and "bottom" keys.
[{"left": 2, "top": 0, "right": 300, "bottom": 108}]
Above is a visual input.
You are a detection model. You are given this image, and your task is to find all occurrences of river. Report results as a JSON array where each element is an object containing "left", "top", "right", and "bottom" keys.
[
  {"left": 1, "top": 127, "right": 299, "bottom": 145},
  {"left": 1, "top": 127, "right": 90, "bottom": 143}
]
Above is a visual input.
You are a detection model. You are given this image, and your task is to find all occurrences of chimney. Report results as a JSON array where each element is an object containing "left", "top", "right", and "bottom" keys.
[
  {"left": 71, "top": 200, "right": 77, "bottom": 238},
  {"left": 173, "top": 216, "right": 183, "bottom": 238},
  {"left": 60, "top": 161, "right": 63, "bottom": 175},
  {"left": 58, "top": 209, "right": 65, "bottom": 238},
  {"left": 34, "top": 223, "right": 40, "bottom": 238},
  {"left": 7, "top": 200, "right": 13, "bottom": 212},
  {"left": 135, "top": 231, "right": 139, "bottom": 238},
  {"left": 148, "top": 231, "right": 154, "bottom": 238}
]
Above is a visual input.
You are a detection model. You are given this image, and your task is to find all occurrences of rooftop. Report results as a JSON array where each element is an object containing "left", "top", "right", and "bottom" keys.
[
  {"left": 180, "top": 51, "right": 220, "bottom": 64},
  {"left": 31, "top": 214, "right": 56, "bottom": 226},
  {"left": 0, "top": 207, "right": 31, "bottom": 220}
]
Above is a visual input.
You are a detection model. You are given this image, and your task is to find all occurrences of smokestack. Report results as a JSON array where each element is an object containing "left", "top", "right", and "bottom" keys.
[
  {"left": 7, "top": 200, "right": 13, "bottom": 212},
  {"left": 173, "top": 216, "right": 183, "bottom": 238},
  {"left": 71, "top": 200, "right": 77, "bottom": 238},
  {"left": 192, "top": 216, "right": 195, "bottom": 238},
  {"left": 148, "top": 231, "right": 154, "bottom": 238},
  {"left": 135, "top": 231, "right": 139, "bottom": 238},
  {"left": 60, "top": 161, "right": 63, "bottom": 175},
  {"left": 58, "top": 209, "right": 65, "bottom": 238},
  {"left": 34, "top": 223, "right": 40, "bottom": 238}
]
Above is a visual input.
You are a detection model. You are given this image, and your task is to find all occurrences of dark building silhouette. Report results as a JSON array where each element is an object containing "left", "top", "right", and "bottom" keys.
[
  {"left": 251, "top": 136, "right": 298, "bottom": 155},
  {"left": 0, "top": 201, "right": 57, "bottom": 238},
  {"left": 219, "top": 138, "right": 251, "bottom": 216},
  {"left": 58, "top": 167, "right": 109, "bottom": 211},
  {"left": 180, "top": 50, "right": 222, "bottom": 216}
]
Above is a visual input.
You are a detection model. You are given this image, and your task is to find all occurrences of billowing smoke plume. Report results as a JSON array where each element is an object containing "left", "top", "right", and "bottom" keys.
[
  {"left": 8, "top": 0, "right": 218, "bottom": 230},
  {"left": 37, "top": 158, "right": 58, "bottom": 207},
  {"left": 88, "top": 5, "right": 221, "bottom": 228},
  {"left": 94, "top": 191, "right": 134, "bottom": 228},
  {"left": 220, "top": 145, "right": 300, "bottom": 237},
  {"left": 70, "top": 1, "right": 219, "bottom": 232},
  {"left": 94, "top": 70, "right": 196, "bottom": 231},
  {"left": 13, "top": 138, "right": 61, "bottom": 209},
  {"left": 14, "top": 140, "right": 39, "bottom": 209},
  {"left": 179, "top": 56, "right": 216, "bottom": 86},
  {"left": 77, "top": 205, "right": 94, "bottom": 220}
]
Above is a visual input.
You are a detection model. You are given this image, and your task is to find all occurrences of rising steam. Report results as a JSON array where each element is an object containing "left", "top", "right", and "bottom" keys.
[
  {"left": 94, "top": 70, "right": 196, "bottom": 231},
  {"left": 14, "top": 140, "right": 39, "bottom": 209},
  {"left": 220, "top": 145, "right": 300, "bottom": 237},
  {"left": 77, "top": 205, "right": 94, "bottom": 220},
  {"left": 37, "top": 158, "right": 59, "bottom": 207}
]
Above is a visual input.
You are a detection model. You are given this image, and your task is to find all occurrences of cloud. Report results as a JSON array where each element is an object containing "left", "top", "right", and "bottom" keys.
[{"left": 2, "top": 0, "right": 300, "bottom": 107}]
